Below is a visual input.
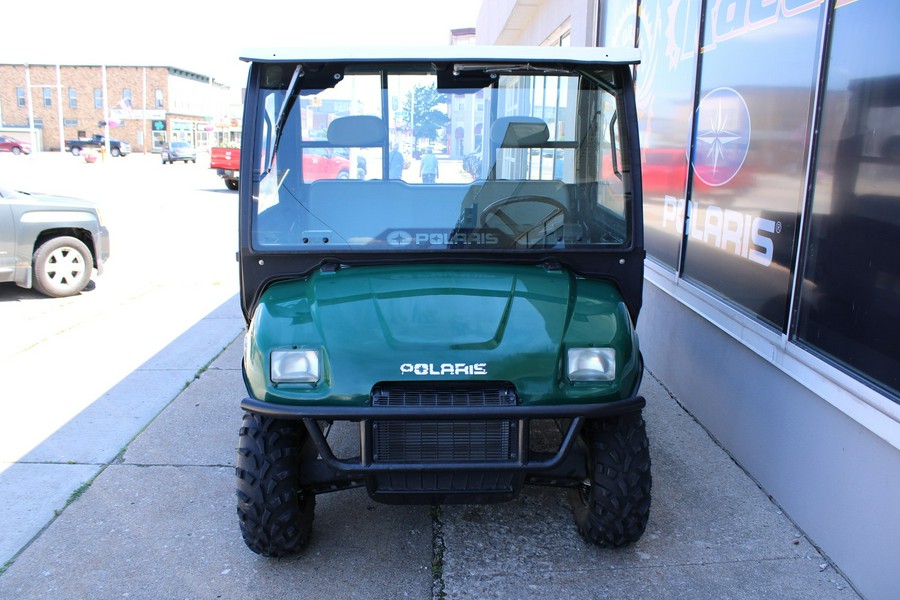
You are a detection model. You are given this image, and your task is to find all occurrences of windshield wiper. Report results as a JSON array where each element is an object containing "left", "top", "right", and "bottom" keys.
[
  {"left": 453, "top": 63, "right": 573, "bottom": 76},
  {"left": 267, "top": 65, "right": 304, "bottom": 174}
]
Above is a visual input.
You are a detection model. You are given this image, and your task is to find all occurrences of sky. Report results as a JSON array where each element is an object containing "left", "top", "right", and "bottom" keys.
[{"left": 3, "top": 0, "right": 483, "bottom": 87}]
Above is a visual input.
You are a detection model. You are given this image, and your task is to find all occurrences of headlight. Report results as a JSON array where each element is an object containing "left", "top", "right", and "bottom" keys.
[
  {"left": 567, "top": 348, "right": 616, "bottom": 382},
  {"left": 271, "top": 348, "right": 320, "bottom": 383}
]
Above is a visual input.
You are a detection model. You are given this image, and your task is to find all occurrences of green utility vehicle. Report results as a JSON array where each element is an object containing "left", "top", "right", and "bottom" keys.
[{"left": 235, "top": 46, "right": 649, "bottom": 556}]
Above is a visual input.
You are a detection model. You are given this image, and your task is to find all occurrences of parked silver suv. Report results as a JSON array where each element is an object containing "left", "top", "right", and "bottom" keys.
[
  {"left": 0, "top": 184, "right": 110, "bottom": 297},
  {"left": 161, "top": 141, "right": 197, "bottom": 164}
]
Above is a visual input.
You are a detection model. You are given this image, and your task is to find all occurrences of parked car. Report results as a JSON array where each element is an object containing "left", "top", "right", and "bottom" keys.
[
  {"left": 65, "top": 134, "right": 130, "bottom": 157},
  {"left": 0, "top": 135, "right": 31, "bottom": 155},
  {"left": 161, "top": 141, "right": 197, "bottom": 164},
  {"left": 210, "top": 147, "right": 241, "bottom": 190},
  {"left": 209, "top": 146, "right": 351, "bottom": 190},
  {"left": 0, "top": 184, "right": 109, "bottom": 297}
]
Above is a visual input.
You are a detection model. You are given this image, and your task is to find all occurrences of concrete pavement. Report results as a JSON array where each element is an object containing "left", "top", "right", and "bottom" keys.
[
  {"left": 0, "top": 293, "right": 245, "bottom": 570},
  {"left": 0, "top": 299, "right": 861, "bottom": 598}
]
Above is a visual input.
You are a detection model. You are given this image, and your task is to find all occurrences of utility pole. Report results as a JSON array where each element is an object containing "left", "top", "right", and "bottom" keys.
[
  {"left": 102, "top": 65, "right": 111, "bottom": 158},
  {"left": 56, "top": 65, "right": 64, "bottom": 152},
  {"left": 24, "top": 65, "right": 37, "bottom": 153},
  {"left": 142, "top": 67, "right": 148, "bottom": 153}
]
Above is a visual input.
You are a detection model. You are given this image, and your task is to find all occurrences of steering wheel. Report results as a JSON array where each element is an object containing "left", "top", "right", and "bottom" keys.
[{"left": 479, "top": 195, "right": 570, "bottom": 238}]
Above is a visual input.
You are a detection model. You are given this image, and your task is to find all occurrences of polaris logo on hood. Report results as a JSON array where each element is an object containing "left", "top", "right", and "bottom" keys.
[{"left": 401, "top": 363, "right": 488, "bottom": 376}]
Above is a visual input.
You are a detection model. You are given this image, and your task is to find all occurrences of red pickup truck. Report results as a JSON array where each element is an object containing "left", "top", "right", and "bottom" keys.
[
  {"left": 210, "top": 147, "right": 241, "bottom": 191},
  {"left": 209, "top": 146, "right": 352, "bottom": 191}
]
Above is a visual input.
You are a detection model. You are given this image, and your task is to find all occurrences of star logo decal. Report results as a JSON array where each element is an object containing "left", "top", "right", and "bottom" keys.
[{"left": 693, "top": 87, "right": 751, "bottom": 187}]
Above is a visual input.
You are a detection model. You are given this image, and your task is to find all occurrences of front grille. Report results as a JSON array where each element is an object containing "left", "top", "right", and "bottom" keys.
[
  {"left": 371, "top": 383, "right": 517, "bottom": 464},
  {"left": 372, "top": 383, "right": 516, "bottom": 408}
]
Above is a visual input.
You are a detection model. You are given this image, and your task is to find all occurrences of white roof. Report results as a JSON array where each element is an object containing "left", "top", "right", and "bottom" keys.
[{"left": 240, "top": 45, "right": 640, "bottom": 65}]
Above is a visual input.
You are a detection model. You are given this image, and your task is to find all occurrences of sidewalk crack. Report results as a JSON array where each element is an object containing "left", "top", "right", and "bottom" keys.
[{"left": 431, "top": 504, "right": 446, "bottom": 600}]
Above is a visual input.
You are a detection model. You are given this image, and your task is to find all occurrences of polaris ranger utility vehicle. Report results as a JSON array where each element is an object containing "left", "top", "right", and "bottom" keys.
[{"left": 236, "top": 46, "right": 649, "bottom": 557}]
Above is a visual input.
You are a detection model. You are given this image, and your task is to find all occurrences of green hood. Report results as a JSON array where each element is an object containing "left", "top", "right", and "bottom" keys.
[{"left": 244, "top": 264, "right": 639, "bottom": 405}]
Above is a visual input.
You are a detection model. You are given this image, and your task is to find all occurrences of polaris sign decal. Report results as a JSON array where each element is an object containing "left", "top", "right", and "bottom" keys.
[
  {"left": 401, "top": 363, "right": 488, "bottom": 376},
  {"left": 660, "top": 85, "right": 780, "bottom": 268},
  {"left": 694, "top": 87, "right": 751, "bottom": 187},
  {"left": 662, "top": 196, "right": 779, "bottom": 267}
]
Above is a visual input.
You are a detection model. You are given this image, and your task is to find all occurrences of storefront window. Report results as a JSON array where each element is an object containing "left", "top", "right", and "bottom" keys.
[
  {"left": 600, "top": 0, "right": 637, "bottom": 47},
  {"left": 796, "top": 1, "right": 900, "bottom": 398},
  {"left": 680, "top": 1, "right": 824, "bottom": 330},
  {"left": 635, "top": 0, "right": 702, "bottom": 270}
]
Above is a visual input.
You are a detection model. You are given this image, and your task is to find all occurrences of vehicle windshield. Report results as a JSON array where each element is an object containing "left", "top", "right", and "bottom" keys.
[{"left": 248, "top": 62, "right": 632, "bottom": 253}]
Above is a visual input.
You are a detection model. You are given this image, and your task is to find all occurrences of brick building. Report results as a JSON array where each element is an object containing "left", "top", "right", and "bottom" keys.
[{"left": 0, "top": 64, "right": 241, "bottom": 153}]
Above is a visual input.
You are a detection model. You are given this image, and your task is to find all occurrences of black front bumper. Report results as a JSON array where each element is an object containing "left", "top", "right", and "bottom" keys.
[{"left": 241, "top": 394, "right": 645, "bottom": 503}]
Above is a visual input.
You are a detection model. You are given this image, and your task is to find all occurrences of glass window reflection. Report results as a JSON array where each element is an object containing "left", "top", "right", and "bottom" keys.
[{"left": 796, "top": 1, "right": 900, "bottom": 398}]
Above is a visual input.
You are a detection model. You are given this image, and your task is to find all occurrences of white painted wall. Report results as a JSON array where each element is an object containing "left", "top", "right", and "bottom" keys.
[{"left": 476, "top": 0, "right": 596, "bottom": 46}]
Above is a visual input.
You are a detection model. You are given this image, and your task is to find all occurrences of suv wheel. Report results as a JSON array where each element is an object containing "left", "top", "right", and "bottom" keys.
[
  {"left": 569, "top": 411, "right": 651, "bottom": 547},
  {"left": 32, "top": 236, "right": 93, "bottom": 297},
  {"left": 236, "top": 412, "right": 315, "bottom": 557}
]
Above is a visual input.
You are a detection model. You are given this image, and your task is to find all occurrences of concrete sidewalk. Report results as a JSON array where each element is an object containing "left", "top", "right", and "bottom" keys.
[
  {"left": 0, "top": 292, "right": 245, "bottom": 569},
  {"left": 0, "top": 327, "right": 860, "bottom": 598}
]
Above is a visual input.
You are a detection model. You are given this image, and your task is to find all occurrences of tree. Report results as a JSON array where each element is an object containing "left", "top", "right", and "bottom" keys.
[{"left": 399, "top": 84, "right": 450, "bottom": 150}]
